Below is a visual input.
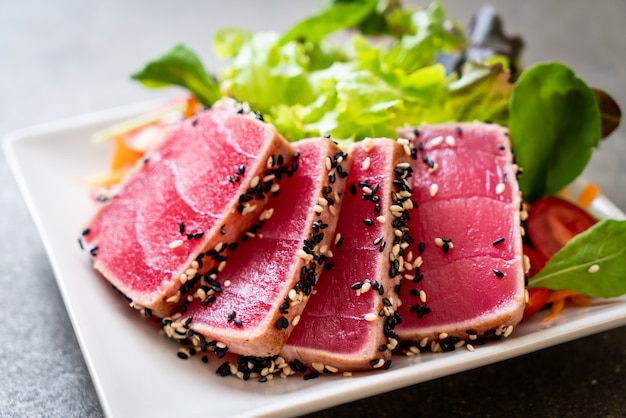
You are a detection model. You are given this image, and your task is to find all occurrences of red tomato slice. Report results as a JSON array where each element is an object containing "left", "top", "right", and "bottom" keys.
[
  {"left": 526, "top": 196, "right": 596, "bottom": 260},
  {"left": 523, "top": 287, "right": 549, "bottom": 320}
]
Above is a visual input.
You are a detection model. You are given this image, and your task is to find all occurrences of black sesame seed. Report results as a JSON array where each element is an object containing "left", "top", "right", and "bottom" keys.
[
  {"left": 335, "top": 236, "right": 344, "bottom": 249},
  {"left": 304, "top": 371, "right": 320, "bottom": 380},
  {"left": 177, "top": 351, "right": 189, "bottom": 360},
  {"left": 418, "top": 242, "right": 425, "bottom": 254},
  {"left": 89, "top": 246, "right": 99, "bottom": 257},
  {"left": 493, "top": 269, "right": 505, "bottom": 278},
  {"left": 77, "top": 238, "right": 84, "bottom": 250},
  {"left": 227, "top": 311, "right": 236, "bottom": 322},
  {"left": 276, "top": 316, "right": 289, "bottom": 330},
  {"left": 363, "top": 218, "right": 373, "bottom": 226},
  {"left": 202, "top": 355, "right": 209, "bottom": 364},
  {"left": 349, "top": 183, "right": 357, "bottom": 195},
  {"left": 81, "top": 228, "right": 91, "bottom": 236},
  {"left": 234, "top": 318, "right": 242, "bottom": 327},
  {"left": 350, "top": 282, "right": 363, "bottom": 290},
  {"left": 369, "top": 358, "right": 381, "bottom": 367},
  {"left": 492, "top": 237, "right": 506, "bottom": 246},
  {"left": 323, "top": 262, "right": 335, "bottom": 271},
  {"left": 413, "top": 128, "right": 420, "bottom": 137}
]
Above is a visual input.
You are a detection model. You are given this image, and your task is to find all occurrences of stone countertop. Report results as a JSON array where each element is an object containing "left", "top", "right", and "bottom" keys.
[{"left": 1, "top": 1, "right": 625, "bottom": 417}]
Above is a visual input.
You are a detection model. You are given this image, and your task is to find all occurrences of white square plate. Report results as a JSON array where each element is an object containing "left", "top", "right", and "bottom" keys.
[{"left": 4, "top": 103, "right": 626, "bottom": 418}]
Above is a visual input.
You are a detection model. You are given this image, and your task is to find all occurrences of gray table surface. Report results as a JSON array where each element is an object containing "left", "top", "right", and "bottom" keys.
[{"left": 1, "top": 1, "right": 625, "bottom": 417}]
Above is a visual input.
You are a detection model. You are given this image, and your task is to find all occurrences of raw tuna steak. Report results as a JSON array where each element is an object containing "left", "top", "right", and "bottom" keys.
[
  {"left": 163, "top": 138, "right": 349, "bottom": 358},
  {"left": 281, "top": 138, "right": 414, "bottom": 373},
  {"left": 395, "top": 122, "right": 525, "bottom": 352},
  {"left": 82, "top": 101, "right": 293, "bottom": 318}
]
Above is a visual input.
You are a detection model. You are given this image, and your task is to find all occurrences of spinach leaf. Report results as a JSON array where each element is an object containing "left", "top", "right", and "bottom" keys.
[
  {"left": 131, "top": 44, "right": 221, "bottom": 107},
  {"left": 278, "top": 0, "right": 378, "bottom": 46},
  {"left": 509, "top": 62, "right": 601, "bottom": 202},
  {"left": 528, "top": 220, "right": 626, "bottom": 298}
]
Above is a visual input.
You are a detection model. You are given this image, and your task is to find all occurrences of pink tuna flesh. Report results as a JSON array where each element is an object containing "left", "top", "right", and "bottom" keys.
[
  {"left": 282, "top": 138, "right": 413, "bottom": 371},
  {"left": 83, "top": 103, "right": 292, "bottom": 317},
  {"left": 396, "top": 122, "right": 525, "bottom": 346},
  {"left": 176, "top": 138, "right": 348, "bottom": 357}
]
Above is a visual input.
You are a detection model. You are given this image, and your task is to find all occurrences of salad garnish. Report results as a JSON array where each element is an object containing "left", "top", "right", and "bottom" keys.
[{"left": 114, "top": 0, "right": 626, "bottom": 319}]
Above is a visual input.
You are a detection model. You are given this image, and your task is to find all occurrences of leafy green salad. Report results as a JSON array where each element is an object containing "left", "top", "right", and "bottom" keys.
[{"left": 129, "top": 0, "right": 625, "bottom": 303}]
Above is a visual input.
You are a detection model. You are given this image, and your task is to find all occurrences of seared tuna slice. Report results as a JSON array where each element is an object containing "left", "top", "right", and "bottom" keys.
[
  {"left": 166, "top": 138, "right": 349, "bottom": 357},
  {"left": 281, "top": 138, "right": 414, "bottom": 372},
  {"left": 395, "top": 122, "right": 525, "bottom": 351},
  {"left": 83, "top": 101, "right": 293, "bottom": 318}
]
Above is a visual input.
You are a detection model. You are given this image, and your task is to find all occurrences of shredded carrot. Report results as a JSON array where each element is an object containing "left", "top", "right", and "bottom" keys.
[
  {"left": 542, "top": 290, "right": 591, "bottom": 322},
  {"left": 543, "top": 297, "right": 566, "bottom": 322},
  {"left": 569, "top": 293, "right": 591, "bottom": 307},
  {"left": 184, "top": 96, "right": 200, "bottom": 119},
  {"left": 109, "top": 134, "right": 144, "bottom": 170},
  {"left": 577, "top": 182, "right": 601, "bottom": 209},
  {"left": 545, "top": 289, "right": 581, "bottom": 303}
]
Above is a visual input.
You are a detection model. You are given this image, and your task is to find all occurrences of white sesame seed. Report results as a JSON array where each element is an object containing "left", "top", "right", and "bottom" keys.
[
  {"left": 363, "top": 186, "right": 373, "bottom": 194},
  {"left": 466, "top": 344, "right": 475, "bottom": 352},
  {"left": 317, "top": 197, "right": 328, "bottom": 206},
  {"left": 375, "top": 216, "right": 386, "bottom": 224},
  {"left": 397, "top": 137, "right": 410, "bottom": 145},
  {"left": 419, "top": 290, "right": 427, "bottom": 303},
  {"left": 179, "top": 273, "right": 188, "bottom": 284},
  {"left": 439, "top": 332, "right": 448, "bottom": 340},
  {"left": 524, "top": 289, "right": 529, "bottom": 304},
  {"left": 523, "top": 254, "right": 531, "bottom": 274},
  {"left": 343, "top": 372, "right": 353, "bottom": 377},
  {"left": 428, "top": 162, "right": 439, "bottom": 173},
  {"left": 587, "top": 264, "right": 600, "bottom": 273},
  {"left": 364, "top": 313, "right": 378, "bottom": 321},
  {"left": 430, "top": 135, "right": 444, "bottom": 146},
  {"left": 166, "top": 291, "right": 181, "bottom": 303},
  {"left": 429, "top": 184, "right": 439, "bottom": 197},
  {"left": 361, "top": 282, "right": 371, "bottom": 294},
  {"left": 292, "top": 315, "right": 301, "bottom": 326},
  {"left": 258, "top": 209, "right": 273, "bottom": 222},
  {"left": 312, "top": 362, "right": 325, "bottom": 373},
  {"left": 403, "top": 144, "right": 412, "bottom": 156},
  {"left": 504, "top": 325, "right": 514, "bottom": 338},
  {"left": 495, "top": 183, "right": 506, "bottom": 195},
  {"left": 313, "top": 204, "right": 324, "bottom": 214},
  {"left": 325, "top": 365, "right": 339, "bottom": 373},
  {"left": 434, "top": 237, "right": 444, "bottom": 247},
  {"left": 325, "top": 157, "right": 332, "bottom": 170},
  {"left": 329, "top": 205, "right": 337, "bottom": 216},
  {"left": 419, "top": 336, "right": 429, "bottom": 347},
  {"left": 455, "top": 340, "right": 465, "bottom": 348},
  {"left": 288, "top": 289, "right": 298, "bottom": 301},
  {"left": 169, "top": 239, "right": 183, "bottom": 249},
  {"left": 362, "top": 157, "right": 371, "bottom": 170},
  {"left": 218, "top": 260, "right": 227, "bottom": 272},
  {"left": 191, "top": 261, "right": 199, "bottom": 269},
  {"left": 223, "top": 280, "right": 231, "bottom": 287},
  {"left": 270, "top": 183, "right": 280, "bottom": 193},
  {"left": 445, "top": 135, "right": 456, "bottom": 146}
]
